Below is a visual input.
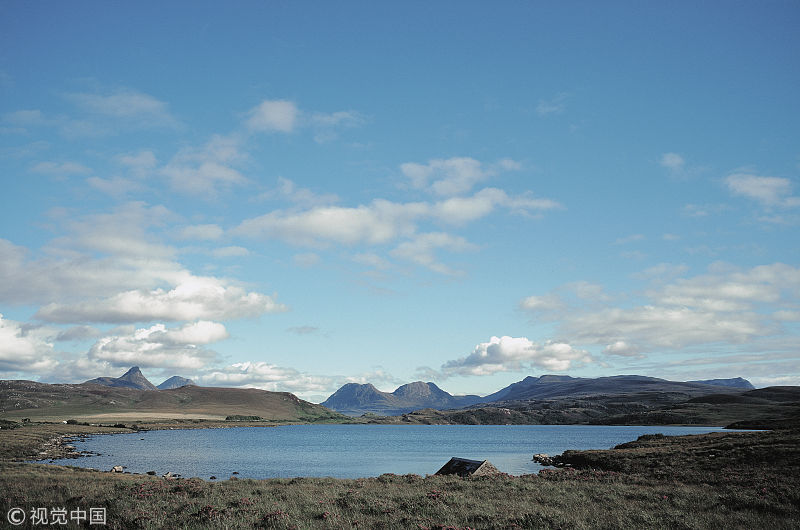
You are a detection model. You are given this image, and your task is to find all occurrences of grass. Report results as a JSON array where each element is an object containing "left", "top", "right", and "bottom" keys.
[{"left": 0, "top": 423, "right": 798, "bottom": 528}]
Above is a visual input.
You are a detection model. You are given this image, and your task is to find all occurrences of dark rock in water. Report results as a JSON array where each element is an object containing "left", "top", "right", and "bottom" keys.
[
  {"left": 209, "top": 476, "right": 217, "bottom": 480},
  {"left": 435, "top": 457, "right": 501, "bottom": 477},
  {"left": 146, "top": 471, "right": 156, "bottom": 476},
  {"left": 532, "top": 453, "right": 558, "bottom": 466}
]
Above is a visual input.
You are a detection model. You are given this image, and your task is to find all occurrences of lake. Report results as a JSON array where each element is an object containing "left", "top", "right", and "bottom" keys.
[{"left": 45, "top": 424, "right": 733, "bottom": 479}]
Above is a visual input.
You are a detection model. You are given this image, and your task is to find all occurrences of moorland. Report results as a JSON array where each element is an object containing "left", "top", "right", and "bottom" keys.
[{"left": 1, "top": 374, "right": 799, "bottom": 528}]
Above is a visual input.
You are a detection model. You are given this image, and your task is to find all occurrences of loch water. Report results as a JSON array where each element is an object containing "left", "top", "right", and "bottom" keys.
[{"left": 45, "top": 424, "right": 732, "bottom": 479}]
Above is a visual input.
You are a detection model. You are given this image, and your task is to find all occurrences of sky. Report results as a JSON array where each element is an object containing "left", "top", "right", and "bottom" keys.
[{"left": 1, "top": 1, "right": 799, "bottom": 402}]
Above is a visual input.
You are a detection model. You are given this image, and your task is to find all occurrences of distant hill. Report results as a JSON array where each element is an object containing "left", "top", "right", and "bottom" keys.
[
  {"left": 157, "top": 376, "right": 195, "bottom": 390},
  {"left": 323, "top": 374, "right": 757, "bottom": 418},
  {"left": 84, "top": 366, "right": 157, "bottom": 391},
  {"left": 322, "top": 381, "right": 481, "bottom": 416},
  {"left": 479, "top": 374, "right": 743, "bottom": 404},
  {"left": 0, "top": 379, "right": 344, "bottom": 423},
  {"left": 686, "top": 377, "right": 755, "bottom": 390}
]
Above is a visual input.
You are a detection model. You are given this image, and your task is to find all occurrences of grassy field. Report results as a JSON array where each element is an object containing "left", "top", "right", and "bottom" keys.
[{"left": 0, "top": 422, "right": 798, "bottom": 529}]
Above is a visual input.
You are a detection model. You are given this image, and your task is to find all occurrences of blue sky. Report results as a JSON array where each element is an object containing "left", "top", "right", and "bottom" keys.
[{"left": 1, "top": 1, "right": 799, "bottom": 401}]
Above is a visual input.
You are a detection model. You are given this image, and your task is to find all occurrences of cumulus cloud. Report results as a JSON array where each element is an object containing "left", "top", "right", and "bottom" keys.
[
  {"left": 725, "top": 173, "right": 800, "bottom": 208},
  {"left": 200, "top": 361, "right": 333, "bottom": 395},
  {"left": 36, "top": 274, "right": 287, "bottom": 324},
  {"left": 88, "top": 321, "right": 226, "bottom": 370},
  {"left": 0, "top": 315, "right": 58, "bottom": 373},
  {"left": 440, "top": 335, "right": 592, "bottom": 377}
]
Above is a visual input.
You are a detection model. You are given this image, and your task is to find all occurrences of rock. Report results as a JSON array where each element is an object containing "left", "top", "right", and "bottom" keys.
[
  {"left": 209, "top": 476, "right": 217, "bottom": 480},
  {"left": 162, "top": 471, "right": 176, "bottom": 479},
  {"left": 110, "top": 465, "right": 124, "bottom": 473},
  {"left": 532, "top": 453, "right": 558, "bottom": 466},
  {"left": 146, "top": 471, "right": 156, "bottom": 475}
]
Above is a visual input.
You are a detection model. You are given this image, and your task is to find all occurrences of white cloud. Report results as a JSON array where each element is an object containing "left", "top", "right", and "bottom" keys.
[
  {"left": 179, "top": 224, "right": 224, "bottom": 241},
  {"left": 200, "top": 361, "right": 332, "bottom": 395},
  {"left": 235, "top": 187, "right": 560, "bottom": 249},
  {"left": 520, "top": 263, "right": 800, "bottom": 358},
  {"left": 441, "top": 335, "right": 592, "bottom": 377},
  {"left": 293, "top": 252, "right": 320, "bottom": 268},
  {"left": 67, "top": 89, "right": 179, "bottom": 128},
  {"left": 401, "top": 157, "right": 493, "bottom": 196},
  {"left": 614, "top": 234, "right": 645, "bottom": 245},
  {"left": 390, "top": 232, "right": 477, "bottom": 275},
  {"left": 246, "top": 99, "right": 298, "bottom": 133},
  {"left": 0, "top": 315, "right": 58, "bottom": 374},
  {"left": 602, "top": 340, "right": 643, "bottom": 358},
  {"left": 152, "top": 320, "right": 229, "bottom": 345},
  {"left": 660, "top": 152, "right": 685, "bottom": 171},
  {"left": 212, "top": 246, "right": 250, "bottom": 258},
  {"left": 268, "top": 177, "right": 340, "bottom": 207},
  {"left": 309, "top": 110, "right": 365, "bottom": 143},
  {"left": 233, "top": 199, "right": 427, "bottom": 247},
  {"left": 725, "top": 173, "right": 800, "bottom": 208},
  {"left": 565, "top": 305, "right": 764, "bottom": 350},
  {"left": 432, "top": 188, "right": 561, "bottom": 225},
  {"left": 87, "top": 176, "right": 141, "bottom": 197},
  {"left": 161, "top": 135, "right": 248, "bottom": 196},
  {"left": 88, "top": 322, "right": 225, "bottom": 370},
  {"left": 118, "top": 150, "right": 157, "bottom": 178},
  {"left": 352, "top": 252, "right": 392, "bottom": 270},
  {"left": 536, "top": 93, "right": 567, "bottom": 116},
  {"left": 31, "top": 161, "right": 92, "bottom": 176},
  {"left": 36, "top": 274, "right": 287, "bottom": 324},
  {"left": 519, "top": 294, "right": 564, "bottom": 313}
]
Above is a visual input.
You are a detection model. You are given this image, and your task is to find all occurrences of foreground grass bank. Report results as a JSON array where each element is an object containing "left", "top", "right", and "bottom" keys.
[{"left": 0, "top": 426, "right": 798, "bottom": 529}]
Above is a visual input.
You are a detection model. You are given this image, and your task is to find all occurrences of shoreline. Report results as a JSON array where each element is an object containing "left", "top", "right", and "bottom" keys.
[
  {"left": 0, "top": 427, "right": 796, "bottom": 528},
  {"left": 21, "top": 421, "right": 748, "bottom": 480}
]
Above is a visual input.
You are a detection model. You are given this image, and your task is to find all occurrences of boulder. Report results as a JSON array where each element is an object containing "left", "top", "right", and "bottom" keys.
[{"left": 110, "top": 465, "right": 124, "bottom": 473}]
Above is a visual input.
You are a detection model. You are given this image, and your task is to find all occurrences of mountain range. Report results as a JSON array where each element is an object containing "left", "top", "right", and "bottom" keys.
[
  {"left": 84, "top": 367, "right": 195, "bottom": 391},
  {"left": 322, "top": 375, "right": 756, "bottom": 416},
  {"left": 321, "top": 381, "right": 481, "bottom": 416}
]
